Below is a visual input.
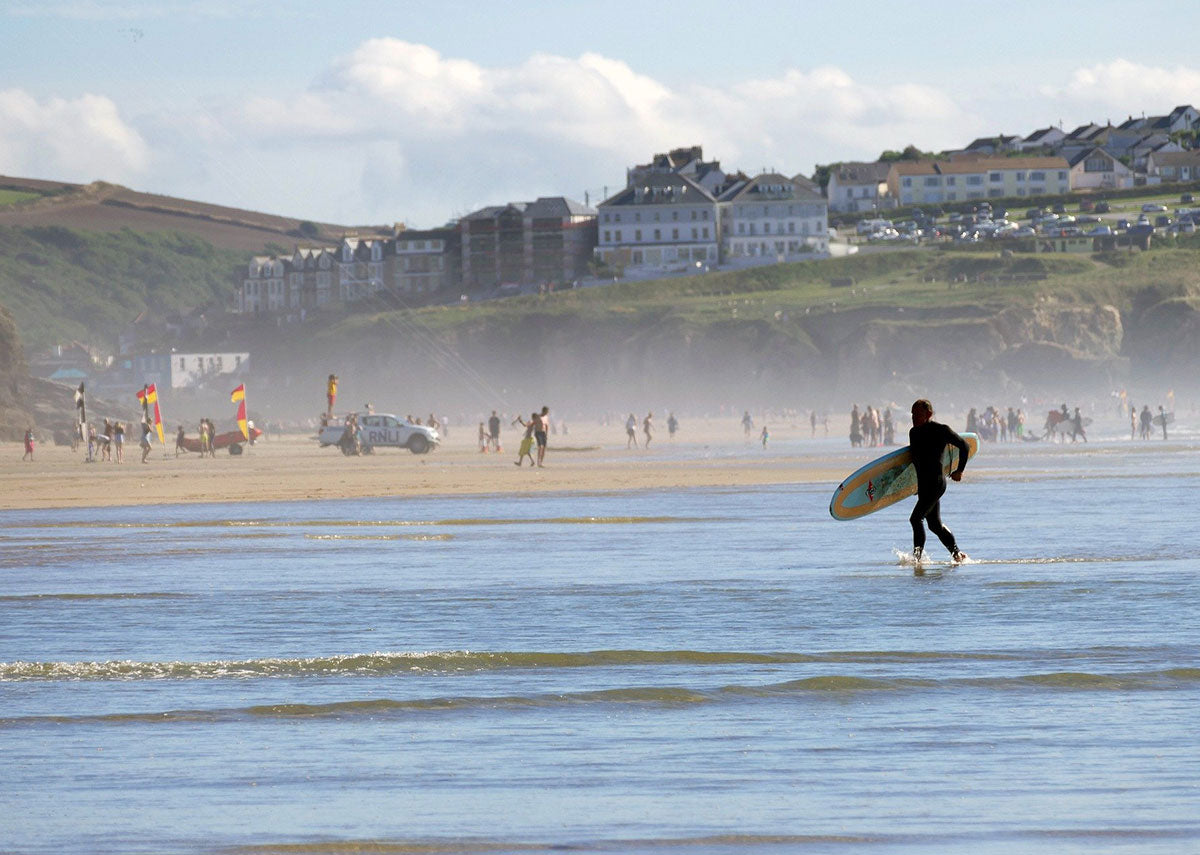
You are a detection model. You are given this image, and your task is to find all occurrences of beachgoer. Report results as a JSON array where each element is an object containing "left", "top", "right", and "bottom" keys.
[
  {"left": 513, "top": 413, "right": 536, "bottom": 467},
  {"left": 86, "top": 422, "right": 96, "bottom": 462},
  {"left": 667, "top": 412, "right": 678, "bottom": 439},
  {"left": 175, "top": 425, "right": 186, "bottom": 457},
  {"left": 1130, "top": 406, "right": 1136, "bottom": 441},
  {"left": 488, "top": 410, "right": 501, "bottom": 452},
  {"left": 1139, "top": 405, "right": 1152, "bottom": 440},
  {"left": 849, "top": 404, "right": 862, "bottom": 448},
  {"left": 883, "top": 408, "right": 895, "bottom": 445},
  {"left": 478, "top": 421, "right": 488, "bottom": 453},
  {"left": 1071, "top": 407, "right": 1087, "bottom": 443},
  {"left": 326, "top": 374, "right": 338, "bottom": 418},
  {"left": 810, "top": 411, "right": 817, "bottom": 437},
  {"left": 1159, "top": 405, "right": 1168, "bottom": 440},
  {"left": 908, "top": 398, "right": 969, "bottom": 565},
  {"left": 742, "top": 410, "right": 753, "bottom": 439},
  {"left": 626, "top": 413, "right": 638, "bottom": 449},
  {"left": 140, "top": 420, "right": 153, "bottom": 463},
  {"left": 22, "top": 427, "right": 34, "bottom": 461},
  {"left": 760, "top": 424, "right": 769, "bottom": 449},
  {"left": 643, "top": 412, "right": 653, "bottom": 449},
  {"left": 533, "top": 406, "right": 549, "bottom": 466},
  {"left": 113, "top": 421, "right": 125, "bottom": 463}
]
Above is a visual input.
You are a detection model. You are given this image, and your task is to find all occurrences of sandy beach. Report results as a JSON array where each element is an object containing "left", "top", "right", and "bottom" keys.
[{"left": 1, "top": 418, "right": 848, "bottom": 511}]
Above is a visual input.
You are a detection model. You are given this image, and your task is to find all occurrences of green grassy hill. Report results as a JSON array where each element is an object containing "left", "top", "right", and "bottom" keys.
[{"left": 0, "top": 225, "right": 242, "bottom": 349}]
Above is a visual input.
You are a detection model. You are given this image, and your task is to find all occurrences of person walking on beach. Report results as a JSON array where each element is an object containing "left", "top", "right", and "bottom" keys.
[
  {"left": 488, "top": 410, "right": 501, "bottom": 452},
  {"left": 667, "top": 412, "right": 678, "bottom": 440},
  {"left": 112, "top": 421, "right": 125, "bottom": 463},
  {"left": 626, "top": 413, "right": 638, "bottom": 448},
  {"left": 326, "top": 374, "right": 338, "bottom": 419},
  {"left": 513, "top": 413, "right": 536, "bottom": 467},
  {"left": 22, "top": 427, "right": 34, "bottom": 461},
  {"left": 760, "top": 424, "right": 769, "bottom": 449},
  {"left": 742, "top": 410, "right": 754, "bottom": 439},
  {"left": 1071, "top": 407, "right": 1087, "bottom": 443},
  {"left": 1139, "top": 405, "right": 1152, "bottom": 440},
  {"left": 533, "top": 406, "right": 549, "bottom": 467},
  {"left": 908, "top": 398, "right": 969, "bottom": 565},
  {"left": 175, "top": 425, "right": 186, "bottom": 457},
  {"left": 1159, "top": 405, "right": 1169, "bottom": 440},
  {"left": 140, "top": 419, "right": 153, "bottom": 464},
  {"left": 643, "top": 412, "right": 653, "bottom": 449}
]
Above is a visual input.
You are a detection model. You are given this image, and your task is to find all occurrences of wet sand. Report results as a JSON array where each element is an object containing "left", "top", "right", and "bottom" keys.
[{"left": 1, "top": 418, "right": 845, "bottom": 511}]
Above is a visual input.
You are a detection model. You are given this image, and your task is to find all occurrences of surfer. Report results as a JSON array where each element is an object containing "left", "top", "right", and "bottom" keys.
[{"left": 908, "top": 399, "right": 969, "bottom": 565}]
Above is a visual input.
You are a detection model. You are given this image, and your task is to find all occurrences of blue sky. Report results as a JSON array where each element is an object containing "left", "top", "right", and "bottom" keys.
[{"left": 4, "top": 0, "right": 1200, "bottom": 227}]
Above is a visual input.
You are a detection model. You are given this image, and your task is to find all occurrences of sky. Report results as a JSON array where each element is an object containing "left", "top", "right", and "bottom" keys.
[{"left": 4, "top": 0, "right": 1200, "bottom": 228}]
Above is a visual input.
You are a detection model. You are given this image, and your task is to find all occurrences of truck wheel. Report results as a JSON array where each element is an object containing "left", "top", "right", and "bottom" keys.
[{"left": 407, "top": 435, "right": 429, "bottom": 454}]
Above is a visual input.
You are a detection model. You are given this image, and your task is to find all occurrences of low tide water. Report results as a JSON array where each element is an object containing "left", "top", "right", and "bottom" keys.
[{"left": 2, "top": 435, "right": 1198, "bottom": 854}]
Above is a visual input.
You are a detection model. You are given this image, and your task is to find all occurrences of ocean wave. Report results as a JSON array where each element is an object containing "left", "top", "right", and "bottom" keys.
[
  {"left": 3, "top": 668, "right": 1198, "bottom": 727},
  {"left": 21, "top": 516, "right": 713, "bottom": 531},
  {"left": 0, "top": 649, "right": 1028, "bottom": 682}
]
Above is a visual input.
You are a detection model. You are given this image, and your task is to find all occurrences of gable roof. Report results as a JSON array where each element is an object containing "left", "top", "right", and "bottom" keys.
[
  {"left": 599, "top": 172, "right": 716, "bottom": 207},
  {"left": 1149, "top": 150, "right": 1200, "bottom": 167},
  {"left": 831, "top": 161, "right": 892, "bottom": 185},
  {"left": 719, "top": 172, "right": 824, "bottom": 203},
  {"left": 1023, "top": 126, "right": 1063, "bottom": 143},
  {"left": 890, "top": 156, "right": 1068, "bottom": 176},
  {"left": 524, "top": 196, "right": 596, "bottom": 219},
  {"left": 1066, "top": 147, "right": 1127, "bottom": 168}
]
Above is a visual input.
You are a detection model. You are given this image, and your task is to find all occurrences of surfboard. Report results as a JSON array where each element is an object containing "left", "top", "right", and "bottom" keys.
[
  {"left": 1152, "top": 412, "right": 1174, "bottom": 427},
  {"left": 829, "top": 432, "right": 979, "bottom": 521}
]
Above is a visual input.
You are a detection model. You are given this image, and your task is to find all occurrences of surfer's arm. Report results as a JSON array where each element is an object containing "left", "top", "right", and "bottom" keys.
[{"left": 947, "top": 428, "right": 969, "bottom": 479}]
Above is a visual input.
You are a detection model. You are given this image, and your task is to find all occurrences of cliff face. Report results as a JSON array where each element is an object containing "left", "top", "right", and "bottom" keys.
[{"left": 0, "top": 303, "right": 34, "bottom": 439}]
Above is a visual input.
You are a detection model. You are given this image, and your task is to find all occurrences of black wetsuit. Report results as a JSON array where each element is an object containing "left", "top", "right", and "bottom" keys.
[{"left": 908, "top": 420, "right": 969, "bottom": 554}]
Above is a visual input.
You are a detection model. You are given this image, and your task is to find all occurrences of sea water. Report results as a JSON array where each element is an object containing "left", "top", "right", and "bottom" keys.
[{"left": 2, "top": 434, "right": 1199, "bottom": 854}]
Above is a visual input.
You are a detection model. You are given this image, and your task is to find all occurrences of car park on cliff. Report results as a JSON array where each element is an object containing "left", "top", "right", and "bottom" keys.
[{"left": 318, "top": 413, "right": 439, "bottom": 454}]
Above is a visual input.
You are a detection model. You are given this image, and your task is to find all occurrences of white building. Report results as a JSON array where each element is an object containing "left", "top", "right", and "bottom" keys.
[
  {"left": 826, "top": 162, "right": 892, "bottom": 213},
  {"left": 595, "top": 173, "right": 720, "bottom": 276},
  {"left": 239, "top": 256, "right": 286, "bottom": 314},
  {"left": 1067, "top": 147, "right": 1135, "bottom": 191},
  {"left": 719, "top": 173, "right": 828, "bottom": 266}
]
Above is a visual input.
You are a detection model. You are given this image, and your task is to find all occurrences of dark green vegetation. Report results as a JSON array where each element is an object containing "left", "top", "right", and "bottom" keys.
[{"left": 0, "top": 226, "right": 241, "bottom": 349}]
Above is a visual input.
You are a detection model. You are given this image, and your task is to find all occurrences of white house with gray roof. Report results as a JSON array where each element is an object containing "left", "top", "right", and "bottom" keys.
[
  {"left": 595, "top": 173, "right": 720, "bottom": 276},
  {"left": 719, "top": 173, "right": 828, "bottom": 266},
  {"left": 825, "top": 162, "right": 892, "bottom": 213}
]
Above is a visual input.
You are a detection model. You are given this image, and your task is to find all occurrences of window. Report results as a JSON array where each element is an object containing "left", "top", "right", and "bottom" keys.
[
  {"left": 691, "top": 210, "right": 697, "bottom": 220},
  {"left": 615, "top": 230, "right": 622, "bottom": 242},
  {"left": 635, "top": 230, "right": 642, "bottom": 241},
  {"left": 788, "top": 221, "right": 795, "bottom": 233},
  {"left": 989, "top": 172, "right": 1003, "bottom": 183},
  {"left": 691, "top": 228, "right": 697, "bottom": 239},
  {"left": 946, "top": 177, "right": 957, "bottom": 186},
  {"left": 967, "top": 176, "right": 983, "bottom": 186},
  {"left": 635, "top": 212, "right": 641, "bottom": 222},
  {"left": 603, "top": 231, "right": 610, "bottom": 242},
  {"left": 1058, "top": 171, "right": 1068, "bottom": 180},
  {"left": 1016, "top": 172, "right": 1025, "bottom": 181},
  {"left": 672, "top": 211, "right": 679, "bottom": 221},
  {"left": 924, "top": 176, "right": 939, "bottom": 187},
  {"left": 1030, "top": 171, "right": 1045, "bottom": 181},
  {"left": 654, "top": 229, "right": 661, "bottom": 240},
  {"left": 902, "top": 177, "right": 912, "bottom": 187},
  {"left": 738, "top": 223, "right": 745, "bottom": 234},
  {"left": 702, "top": 227, "right": 709, "bottom": 238},
  {"left": 672, "top": 228, "right": 679, "bottom": 239}
]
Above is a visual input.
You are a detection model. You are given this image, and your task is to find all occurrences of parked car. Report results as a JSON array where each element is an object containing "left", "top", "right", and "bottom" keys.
[
  {"left": 1014, "top": 226, "right": 1037, "bottom": 238},
  {"left": 1155, "top": 215, "right": 1172, "bottom": 228},
  {"left": 1143, "top": 203, "right": 1168, "bottom": 213},
  {"left": 1116, "top": 218, "right": 1130, "bottom": 230},
  {"left": 1076, "top": 215, "right": 1100, "bottom": 224},
  {"left": 1052, "top": 203, "right": 1066, "bottom": 214},
  {"left": 1095, "top": 201, "right": 1111, "bottom": 213},
  {"left": 318, "top": 413, "right": 440, "bottom": 455},
  {"left": 1086, "top": 225, "right": 1113, "bottom": 236},
  {"left": 1182, "top": 193, "right": 1194, "bottom": 204}
]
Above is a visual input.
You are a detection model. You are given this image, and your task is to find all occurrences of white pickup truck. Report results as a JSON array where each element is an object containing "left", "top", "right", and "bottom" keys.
[{"left": 318, "top": 413, "right": 439, "bottom": 455}]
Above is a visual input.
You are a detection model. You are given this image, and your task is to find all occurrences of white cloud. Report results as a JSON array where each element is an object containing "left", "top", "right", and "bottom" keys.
[
  {"left": 0, "top": 89, "right": 149, "bottom": 182},
  {"left": 10, "top": 42, "right": 1199, "bottom": 228},
  {"left": 1041, "top": 58, "right": 1200, "bottom": 115}
]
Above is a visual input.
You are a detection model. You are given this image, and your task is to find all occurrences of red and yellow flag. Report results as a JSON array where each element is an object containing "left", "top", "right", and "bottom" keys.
[
  {"left": 135, "top": 383, "right": 166, "bottom": 445},
  {"left": 231, "top": 383, "right": 248, "bottom": 440}
]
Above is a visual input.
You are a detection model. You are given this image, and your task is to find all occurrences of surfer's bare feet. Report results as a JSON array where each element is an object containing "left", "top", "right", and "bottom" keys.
[{"left": 951, "top": 550, "right": 968, "bottom": 565}]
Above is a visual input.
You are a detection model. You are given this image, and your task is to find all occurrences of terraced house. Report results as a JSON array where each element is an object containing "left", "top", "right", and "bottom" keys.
[
  {"left": 888, "top": 157, "right": 1070, "bottom": 205},
  {"left": 594, "top": 172, "right": 721, "bottom": 276},
  {"left": 719, "top": 173, "right": 828, "bottom": 265}
]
